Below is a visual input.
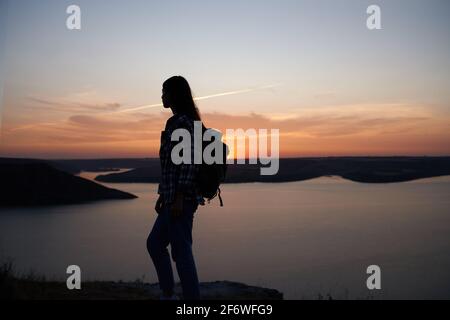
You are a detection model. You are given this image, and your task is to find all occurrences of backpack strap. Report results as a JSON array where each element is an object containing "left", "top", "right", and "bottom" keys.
[{"left": 218, "top": 187, "right": 224, "bottom": 207}]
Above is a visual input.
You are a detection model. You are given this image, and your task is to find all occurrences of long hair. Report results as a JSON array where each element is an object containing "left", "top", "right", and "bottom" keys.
[{"left": 163, "top": 76, "right": 201, "bottom": 121}]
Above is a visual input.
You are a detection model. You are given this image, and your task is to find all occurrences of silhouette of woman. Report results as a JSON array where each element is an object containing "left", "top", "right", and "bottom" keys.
[{"left": 147, "top": 76, "right": 203, "bottom": 300}]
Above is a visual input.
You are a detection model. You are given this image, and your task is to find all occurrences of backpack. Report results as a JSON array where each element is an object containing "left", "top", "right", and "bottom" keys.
[{"left": 197, "top": 124, "right": 229, "bottom": 206}]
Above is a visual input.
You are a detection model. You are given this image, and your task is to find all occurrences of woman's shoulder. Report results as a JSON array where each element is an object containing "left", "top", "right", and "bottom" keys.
[{"left": 167, "top": 113, "right": 194, "bottom": 130}]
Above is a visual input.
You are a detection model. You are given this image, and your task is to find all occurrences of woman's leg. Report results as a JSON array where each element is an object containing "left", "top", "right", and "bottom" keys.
[
  {"left": 169, "top": 200, "right": 200, "bottom": 300},
  {"left": 147, "top": 205, "right": 175, "bottom": 297}
]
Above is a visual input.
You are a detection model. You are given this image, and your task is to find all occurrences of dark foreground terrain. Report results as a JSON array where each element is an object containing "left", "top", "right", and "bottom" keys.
[
  {"left": 0, "top": 263, "right": 282, "bottom": 300},
  {"left": 2, "top": 280, "right": 282, "bottom": 300}
]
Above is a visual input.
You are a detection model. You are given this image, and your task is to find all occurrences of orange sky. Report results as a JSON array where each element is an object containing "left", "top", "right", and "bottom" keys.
[
  {"left": 1, "top": 101, "right": 449, "bottom": 159},
  {"left": 1, "top": 1, "right": 449, "bottom": 159}
]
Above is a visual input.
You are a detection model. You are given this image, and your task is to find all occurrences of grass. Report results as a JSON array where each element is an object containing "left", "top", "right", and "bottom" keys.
[
  {"left": 0, "top": 261, "right": 158, "bottom": 300},
  {"left": 0, "top": 261, "right": 284, "bottom": 300}
]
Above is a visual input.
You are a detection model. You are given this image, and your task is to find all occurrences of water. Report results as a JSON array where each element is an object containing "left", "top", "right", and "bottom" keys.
[{"left": 1, "top": 173, "right": 449, "bottom": 299}]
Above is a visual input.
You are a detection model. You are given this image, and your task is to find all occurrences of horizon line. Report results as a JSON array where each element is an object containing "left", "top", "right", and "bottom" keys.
[{"left": 1, "top": 155, "right": 449, "bottom": 161}]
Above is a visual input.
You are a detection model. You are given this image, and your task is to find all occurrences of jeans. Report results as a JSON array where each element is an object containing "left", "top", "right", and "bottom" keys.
[{"left": 146, "top": 200, "right": 200, "bottom": 300}]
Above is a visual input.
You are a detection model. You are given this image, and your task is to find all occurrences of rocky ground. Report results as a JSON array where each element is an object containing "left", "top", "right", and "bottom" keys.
[{"left": 1, "top": 274, "right": 283, "bottom": 300}]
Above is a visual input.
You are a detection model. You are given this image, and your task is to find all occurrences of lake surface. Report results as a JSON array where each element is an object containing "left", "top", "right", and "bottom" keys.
[{"left": 1, "top": 173, "right": 449, "bottom": 299}]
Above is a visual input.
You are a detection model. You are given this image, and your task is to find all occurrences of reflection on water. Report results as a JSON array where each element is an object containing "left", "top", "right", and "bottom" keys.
[{"left": 1, "top": 173, "right": 449, "bottom": 299}]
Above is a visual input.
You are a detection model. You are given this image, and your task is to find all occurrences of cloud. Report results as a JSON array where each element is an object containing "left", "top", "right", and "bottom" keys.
[
  {"left": 2, "top": 102, "right": 448, "bottom": 158},
  {"left": 202, "top": 112, "right": 430, "bottom": 138},
  {"left": 26, "top": 104, "right": 431, "bottom": 145},
  {"left": 27, "top": 96, "right": 122, "bottom": 113},
  {"left": 5, "top": 104, "right": 433, "bottom": 141}
]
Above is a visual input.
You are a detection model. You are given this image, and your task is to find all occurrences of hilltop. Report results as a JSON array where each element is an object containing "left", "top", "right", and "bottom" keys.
[{"left": 0, "top": 158, "right": 137, "bottom": 207}]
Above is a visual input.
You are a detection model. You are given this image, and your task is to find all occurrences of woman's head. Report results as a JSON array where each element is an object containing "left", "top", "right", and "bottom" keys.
[{"left": 162, "top": 76, "right": 201, "bottom": 121}]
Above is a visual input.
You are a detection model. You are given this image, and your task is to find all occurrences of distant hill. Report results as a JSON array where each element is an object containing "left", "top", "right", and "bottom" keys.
[
  {"left": 91, "top": 157, "right": 450, "bottom": 184},
  {"left": 53, "top": 158, "right": 158, "bottom": 174},
  {"left": 6, "top": 157, "right": 449, "bottom": 188},
  {"left": 0, "top": 158, "right": 137, "bottom": 207}
]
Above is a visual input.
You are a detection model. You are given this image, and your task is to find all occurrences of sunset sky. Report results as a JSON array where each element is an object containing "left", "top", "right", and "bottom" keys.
[{"left": 0, "top": 0, "right": 449, "bottom": 158}]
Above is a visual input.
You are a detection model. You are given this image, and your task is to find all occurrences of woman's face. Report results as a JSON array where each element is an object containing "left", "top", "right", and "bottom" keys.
[{"left": 161, "top": 88, "right": 172, "bottom": 109}]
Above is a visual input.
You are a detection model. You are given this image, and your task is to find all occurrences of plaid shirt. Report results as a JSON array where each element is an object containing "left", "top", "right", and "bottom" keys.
[{"left": 158, "top": 113, "right": 204, "bottom": 205}]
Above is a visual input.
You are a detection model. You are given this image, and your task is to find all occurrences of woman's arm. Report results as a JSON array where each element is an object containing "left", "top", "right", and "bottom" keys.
[{"left": 170, "top": 115, "right": 199, "bottom": 217}]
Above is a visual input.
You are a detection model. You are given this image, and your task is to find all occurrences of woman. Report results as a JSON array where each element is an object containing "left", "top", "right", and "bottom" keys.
[{"left": 147, "top": 76, "right": 203, "bottom": 300}]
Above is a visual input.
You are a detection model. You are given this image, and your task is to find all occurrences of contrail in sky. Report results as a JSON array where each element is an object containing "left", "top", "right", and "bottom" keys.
[
  {"left": 6, "top": 83, "right": 282, "bottom": 132},
  {"left": 117, "top": 83, "right": 282, "bottom": 114}
]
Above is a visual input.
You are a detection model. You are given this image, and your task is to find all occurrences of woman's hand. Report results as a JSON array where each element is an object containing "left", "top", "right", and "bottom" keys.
[
  {"left": 171, "top": 191, "right": 184, "bottom": 218},
  {"left": 155, "top": 195, "right": 163, "bottom": 214}
]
